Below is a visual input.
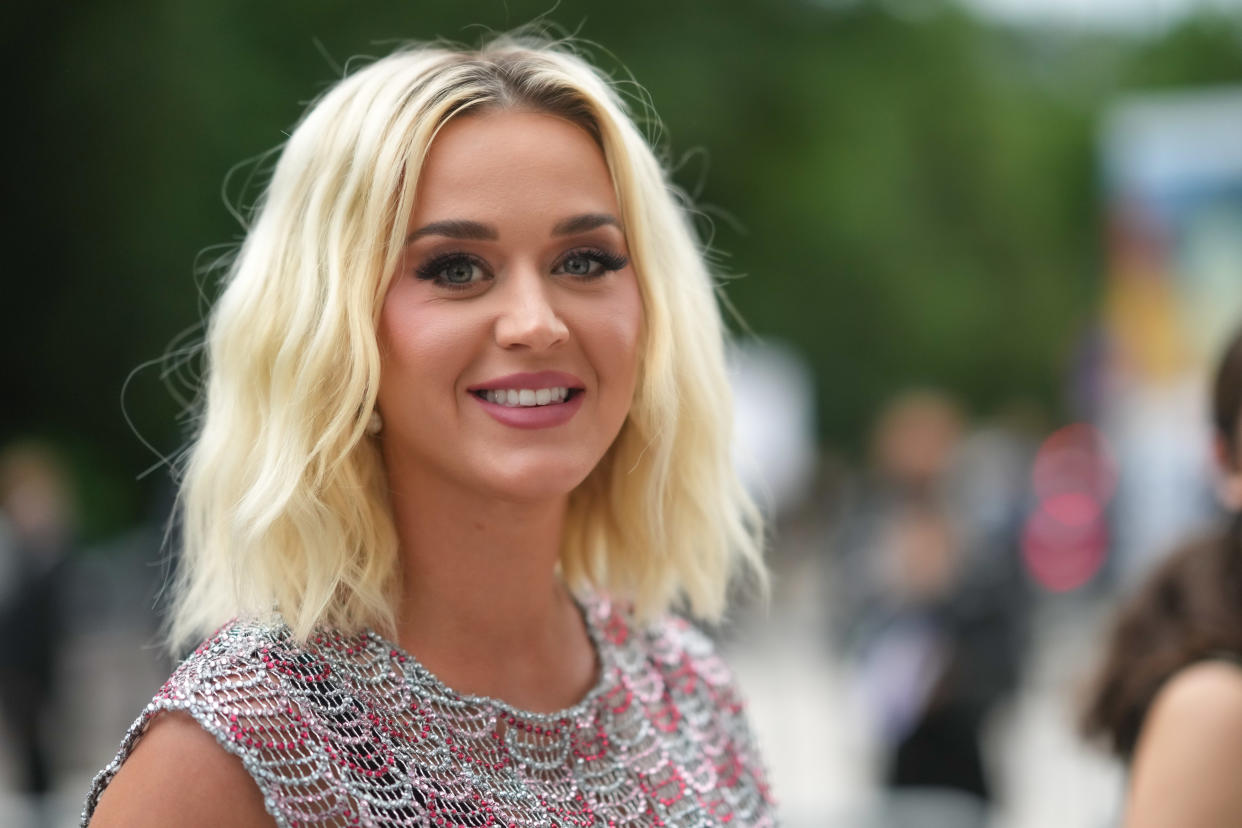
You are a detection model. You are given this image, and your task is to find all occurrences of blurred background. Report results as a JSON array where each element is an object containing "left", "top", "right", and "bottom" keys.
[{"left": 4, "top": 0, "right": 1242, "bottom": 825}]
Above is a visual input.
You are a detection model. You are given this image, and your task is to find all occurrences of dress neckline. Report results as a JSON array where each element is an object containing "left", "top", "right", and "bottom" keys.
[{"left": 360, "top": 592, "right": 616, "bottom": 723}]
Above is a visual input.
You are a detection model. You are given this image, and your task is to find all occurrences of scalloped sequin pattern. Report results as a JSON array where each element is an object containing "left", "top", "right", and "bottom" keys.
[{"left": 82, "top": 597, "right": 776, "bottom": 827}]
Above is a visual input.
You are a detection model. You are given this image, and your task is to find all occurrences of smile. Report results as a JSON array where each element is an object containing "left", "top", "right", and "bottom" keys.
[
  {"left": 467, "top": 371, "right": 587, "bottom": 430},
  {"left": 473, "top": 387, "right": 575, "bottom": 407}
]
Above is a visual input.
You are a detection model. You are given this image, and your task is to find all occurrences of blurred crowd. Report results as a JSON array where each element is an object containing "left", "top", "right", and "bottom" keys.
[
  {"left": 0, "top": 351, "right": 1236, "bottom": 827},
  {"left": 827, "top": 390, "right": 1035, "bottom": 826},
  {"left": 5, "top": 3, "right": 1242, "bottom": 826},
  {"left": 0, "top": 444, "right": 169, "bottom": 828}
]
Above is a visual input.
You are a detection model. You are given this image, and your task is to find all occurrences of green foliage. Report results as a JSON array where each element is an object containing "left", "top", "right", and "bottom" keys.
[{"left": 4, "top": 0, "right": 1241, "bottom": 536}]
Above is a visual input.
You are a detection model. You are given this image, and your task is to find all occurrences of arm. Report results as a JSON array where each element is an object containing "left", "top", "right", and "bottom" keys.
[
  {"left": 1124, "top": 660, "right": 1242, "bottom": 828},
  {"left": 87, "top": 711, "right": 276, "bottom": 828}
]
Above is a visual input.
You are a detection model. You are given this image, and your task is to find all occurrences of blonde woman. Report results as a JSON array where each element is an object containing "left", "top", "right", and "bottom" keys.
[{"left": 83, "top": 34, "right": 774, "bottom": 828}]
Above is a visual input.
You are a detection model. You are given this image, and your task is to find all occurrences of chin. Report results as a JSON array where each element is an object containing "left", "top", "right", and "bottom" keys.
[{"left": 477, "top": 455, "right": 600, "bottom": 504}]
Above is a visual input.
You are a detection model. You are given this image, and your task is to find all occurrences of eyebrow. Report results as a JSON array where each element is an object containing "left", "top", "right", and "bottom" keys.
[
  {"left": 405, "top": 213, "right": 622, "bottom": 245},
  {"left": 406, "top": 220, "right": 498, "bottom": 244},
  {"left": 551, "top": 213, "right": 621, "bottom": 236}
]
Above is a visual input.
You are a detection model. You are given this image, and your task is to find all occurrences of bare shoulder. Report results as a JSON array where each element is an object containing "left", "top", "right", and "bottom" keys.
[
  {"left": 87, "top": 711, "right": 275, "bottom": 828},
  {"left": 1125, "top": 660, "right": 1242, "bottom": 828},
  {"left": 1143, "top": 660, "right": 1242, "bottom": 740}
]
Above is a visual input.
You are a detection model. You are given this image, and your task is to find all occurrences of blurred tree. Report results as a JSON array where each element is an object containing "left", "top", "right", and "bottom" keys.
[{"left": 2, "top": 0, "right": 1240, "bottom": 538}]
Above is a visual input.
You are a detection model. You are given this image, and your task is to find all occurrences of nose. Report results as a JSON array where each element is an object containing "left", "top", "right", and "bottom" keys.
[{"left": 493, "top": 269, "right": 569, "bottom": 351}]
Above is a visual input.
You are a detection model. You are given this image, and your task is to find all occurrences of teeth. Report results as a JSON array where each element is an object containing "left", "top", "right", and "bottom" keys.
[{"left": 482, "top": 387, "right": 570, "bottom": 407}]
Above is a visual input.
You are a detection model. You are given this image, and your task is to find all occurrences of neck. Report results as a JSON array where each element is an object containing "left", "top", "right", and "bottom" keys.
[
  {"left": 382, "top": 458, "right": 595, "bottom": 710},
  {"left": 394, "top": 482, "right": 569, "bottom": 646}
]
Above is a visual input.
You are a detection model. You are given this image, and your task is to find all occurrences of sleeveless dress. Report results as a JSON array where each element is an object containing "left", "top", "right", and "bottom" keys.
[{"left": 81, "top": 596, "right": 776, "bottom": 827}]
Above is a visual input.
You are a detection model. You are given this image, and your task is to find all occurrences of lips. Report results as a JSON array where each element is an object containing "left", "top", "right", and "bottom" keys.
[
  {"left": 467, "top": 371, "right": 585, "bottom": 393},
  {"left": 467, "top": 371, "right": 586, "bottom": 429}
]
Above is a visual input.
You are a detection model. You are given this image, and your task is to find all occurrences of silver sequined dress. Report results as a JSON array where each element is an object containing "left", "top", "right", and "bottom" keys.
[{"left": 82, "top": 595, "right": 776, "bottom": 827}]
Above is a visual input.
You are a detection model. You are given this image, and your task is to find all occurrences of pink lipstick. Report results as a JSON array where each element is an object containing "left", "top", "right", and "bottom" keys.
[{"left": 467, "top": 371, "right": 586, "bottom": 430}]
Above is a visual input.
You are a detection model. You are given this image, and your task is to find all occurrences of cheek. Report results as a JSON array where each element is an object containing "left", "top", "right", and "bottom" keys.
[
  {"left": 378, "top": 291, "right": 477, "bottom": 394},
  {"left": 592, "top": 279, "right": 644, "bottom": 388}
]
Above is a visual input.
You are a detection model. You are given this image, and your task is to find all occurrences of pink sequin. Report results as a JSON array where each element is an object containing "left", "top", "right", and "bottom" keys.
[{"left": 83, "top": 596, "right": 776, "bottom": 827}]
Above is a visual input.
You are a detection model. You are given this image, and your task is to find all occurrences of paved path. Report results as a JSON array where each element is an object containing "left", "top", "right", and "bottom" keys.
[
  {"left": 723, "top": 552, "right": 1126, "bottom": 827},
  {"left": 1, "top": 540, "right": 1127, "bottom": 827}
]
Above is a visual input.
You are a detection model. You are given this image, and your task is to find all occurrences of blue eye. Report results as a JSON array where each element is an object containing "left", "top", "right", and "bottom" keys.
[
  {"left": 554, "top": 248, "right": 629, "bottom": 279},
  {"left": 441, "top": 260, "right": 479, "bottom": 284},
  {"left": 415, "top": 253, "right": 489, "bottom": 289},
  {"left": 560, "top": 254, "right": 596, "bottom": 276}
]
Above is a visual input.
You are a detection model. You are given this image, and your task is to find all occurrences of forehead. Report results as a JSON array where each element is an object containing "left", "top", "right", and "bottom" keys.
[{"left": 410, "top": 109, "right": 619, "bottom": 224}]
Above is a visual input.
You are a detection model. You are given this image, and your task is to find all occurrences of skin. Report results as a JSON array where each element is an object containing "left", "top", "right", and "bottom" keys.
[
  {"left": 378, "top": 109, "right": 643, "bottom": 710},
  {"left": 1124, "top": 424, "right": 1242, "bottom": 827},
  {"left": 89, "top": 108, "right": 644, "bottom": 826},
  {"left": 1215, "top": 430, "right": 1242, "bottom": 511},
  {"left": 1125, "top": 661, "right": 1242, "bottom": 827},
  {"left": 87, "top": 713, "right": 274, "bottom": 828}
]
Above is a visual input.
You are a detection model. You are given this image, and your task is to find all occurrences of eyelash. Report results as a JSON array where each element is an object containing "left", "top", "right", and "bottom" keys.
[
  {"left": 414, "top": 252, "right": 490, "bottom": 290},
  {"left": 557, "top": 247, "right": 629, "bottom": 277},
  {"left": 413, "top": 247, "right": 629, "bottom": 290}
]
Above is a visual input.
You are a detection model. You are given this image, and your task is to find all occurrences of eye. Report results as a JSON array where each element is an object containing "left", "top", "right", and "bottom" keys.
[
  {"left": 441, "top": 259, "right": 480, "bottom": 284},
  {"left": 560, "top": 253, "right": 598, "bottom": 277},
  {"left": 415, "top": 253, "right": 490, "bottom": 289},
  {"left": 553, "top": 248, "right": 629, "bottom": 280}
]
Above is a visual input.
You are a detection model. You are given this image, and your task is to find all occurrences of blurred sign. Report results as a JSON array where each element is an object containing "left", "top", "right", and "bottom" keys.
[
  {"left": 729, "top": 339, "right": 818, "bottom": 518},
  {"left": 1022, "top": 424, "right": 1115, "bottom": 592},
  {"left": 1097, "top": 87, "right": 1242, "bottom": 578}
]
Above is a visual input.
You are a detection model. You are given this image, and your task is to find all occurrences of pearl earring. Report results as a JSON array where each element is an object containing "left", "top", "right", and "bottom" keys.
[{"left": 366, "top": 410, "right": 383, "bottom": 436}]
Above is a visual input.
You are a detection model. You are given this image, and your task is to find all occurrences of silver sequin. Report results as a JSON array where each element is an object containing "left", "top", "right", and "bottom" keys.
[{"left": 81, "top": 595, "right": 776, "bottom": 827}]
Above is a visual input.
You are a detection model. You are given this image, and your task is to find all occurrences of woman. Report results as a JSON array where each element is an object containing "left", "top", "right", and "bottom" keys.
[
  {"left": 83, "top": 35, "right": 773, "bottom": 828},
  {"left": 1082, "top": 325, "right": 1242, "bottom": 827}
]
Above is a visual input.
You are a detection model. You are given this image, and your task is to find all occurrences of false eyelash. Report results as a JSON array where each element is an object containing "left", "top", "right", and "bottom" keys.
[
  {"left": 560, "top": 247, "right": 629, "bottom": 273},
  {"left": 414, "top": 251, "right": 488, "bottom": 282}
]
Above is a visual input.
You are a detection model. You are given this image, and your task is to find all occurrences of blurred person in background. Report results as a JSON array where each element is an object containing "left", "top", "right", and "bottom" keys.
[
  {"left": 834, "top": 390, "right": 1031, "bottom": 827},
  {"left": 81, "top": 34, "right": 773, "bottom": 828},
  {"left": 1083, "top": 324, "right": 1242, "bottom": 827},
  {"left": 0, "top": 442, "right": 73, "bottom": 822}
]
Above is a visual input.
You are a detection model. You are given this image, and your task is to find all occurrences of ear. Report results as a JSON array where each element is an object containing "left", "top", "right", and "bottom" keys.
[{"left": 1215, "top": 434, "right": 1242, "bottom": 511}]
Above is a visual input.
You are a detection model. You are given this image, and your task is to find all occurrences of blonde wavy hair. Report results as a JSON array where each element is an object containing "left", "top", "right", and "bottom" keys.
[{"left": 171, "top": 34, "right": 766, "bottom": 651}]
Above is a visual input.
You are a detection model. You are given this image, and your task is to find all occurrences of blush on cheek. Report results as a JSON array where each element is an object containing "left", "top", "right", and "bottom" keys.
[
  {"left": 381, "top": 296, "right": 467, "bottom": 360},
  {"left": 606, "top": 320, "right": 644, "bottom": 421},
  {"left": 376, "top": 285, "right": 485, "bottom": 424},
  {"left": 610, "top": 279, "right": 645, "bottom": 351},
  {"left": 608, "top": 312, "right": 643, "bottom": 354},
  {"left": 590, "top": 308, "right": 642, "bottom": 380}
]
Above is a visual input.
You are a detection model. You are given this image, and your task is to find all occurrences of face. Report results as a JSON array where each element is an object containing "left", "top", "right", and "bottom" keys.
[
  {"left": 376, "top": 109, "right": 644, "bottom": 504},
  {"left": 1217, "top": 428, "right": 1242, "bottom": 511}
]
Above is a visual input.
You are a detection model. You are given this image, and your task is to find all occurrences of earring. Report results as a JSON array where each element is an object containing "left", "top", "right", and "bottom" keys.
[{"left": 366, "top": 410, "right": 383, "bottom": 436}]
